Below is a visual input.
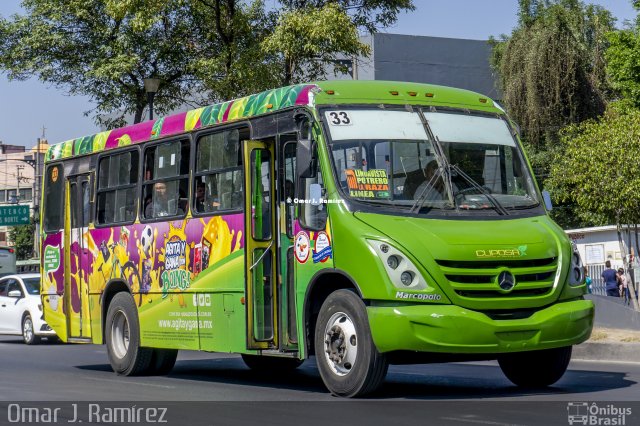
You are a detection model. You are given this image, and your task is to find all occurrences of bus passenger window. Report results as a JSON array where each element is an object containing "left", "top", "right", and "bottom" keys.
[
  {"left": 96, "top": 150, "right": 138, "bottom": 225},
  {"left": 142, "top": 139, "right": 189, "bottom": 220},
  {"left": 194, "top": 128, "right": 246, "bottom": 214}
]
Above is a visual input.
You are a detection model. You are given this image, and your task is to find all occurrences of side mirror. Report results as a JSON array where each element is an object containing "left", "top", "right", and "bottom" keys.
[
  {"left": 542, "top": 190, "right": 553, "bottom": 211},
  {"left": 296, "top": 139, "right": 317, "bottom": 180},
  {"left": 8, "top": 290, "right": 22, "bottom": 298}
]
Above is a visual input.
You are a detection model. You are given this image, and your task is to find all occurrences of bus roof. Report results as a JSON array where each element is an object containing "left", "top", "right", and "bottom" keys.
[{"left": 44, "top": 80, "right": 499, "bottom": 162}]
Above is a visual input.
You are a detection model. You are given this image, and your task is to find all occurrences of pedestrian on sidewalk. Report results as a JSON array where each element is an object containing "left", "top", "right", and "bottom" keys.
[
  {"left": 602, "top": 261, "right": 619, "bottom": 297},
  {"left": 584, "top": 267, "right": 592, "bottom": 293},
  {"left": 618, "top": 268, "right": 631, "bottom": 305}
]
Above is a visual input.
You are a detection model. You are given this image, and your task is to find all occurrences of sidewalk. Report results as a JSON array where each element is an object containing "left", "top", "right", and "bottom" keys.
[{"left": 573, "top": 327, "right": 640, "bottom": 363}]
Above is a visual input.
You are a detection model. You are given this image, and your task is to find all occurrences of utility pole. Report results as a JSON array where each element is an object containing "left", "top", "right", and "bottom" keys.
[{"left": 16, "top": 165, "right": 24, "bottom": 203}]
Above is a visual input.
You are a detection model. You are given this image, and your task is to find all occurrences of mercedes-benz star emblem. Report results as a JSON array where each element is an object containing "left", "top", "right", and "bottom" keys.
[{"left": 497, "top": 271, "right": 516, "bottom": 291}]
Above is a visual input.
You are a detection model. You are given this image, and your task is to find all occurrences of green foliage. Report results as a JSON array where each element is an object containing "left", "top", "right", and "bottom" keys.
[
  {"left": 547, "top": 103, "right": 640, "bottom": 226},
  {"left": 490, "top": 0, "right": 614, "bottom": 149},
  {"left": 0, "top": 0, "right": 203, "bottom": 127},
  {"left": 0, "top": 0, "right": 413, "bottom": 126},
  {"left": 279, "top": 0, "right": 414, "bottom": 33},
  {"left": 263, "top": 4, "right": 371, "bottom": 85},
  {"left": 8, "top": 220, "right": 35, "bottom": 261},
  {"left": 606, "top": 25, "right": 640, "bottom": 107}
]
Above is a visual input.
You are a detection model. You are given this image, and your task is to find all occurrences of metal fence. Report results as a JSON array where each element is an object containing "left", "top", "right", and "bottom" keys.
[{"left": 587, "top": 263, "right": 638, "bottom": 297}]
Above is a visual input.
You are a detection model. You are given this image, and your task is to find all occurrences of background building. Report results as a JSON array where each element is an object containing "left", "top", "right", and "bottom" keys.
[
  {"left": 0, "top": 140, "right": 47, "bottom": 248},
  {"left": 350, "top": 33, "right": 500, "bottom": 99},
  {"left": 566, "top": 225, "right": 639, "bottom": 295}
]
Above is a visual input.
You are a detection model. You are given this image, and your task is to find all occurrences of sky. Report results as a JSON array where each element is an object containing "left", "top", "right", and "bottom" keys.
[{"left": 0, "top": 0, "right": 637, "bottom": 148}]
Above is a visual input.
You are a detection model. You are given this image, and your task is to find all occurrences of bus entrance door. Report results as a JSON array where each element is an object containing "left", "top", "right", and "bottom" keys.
[
  {"left": 244, "top": 141, "right": 278, "bottom": 349},
  {"left": 65, "top": 174, "right": 92, "bottom": 340}
]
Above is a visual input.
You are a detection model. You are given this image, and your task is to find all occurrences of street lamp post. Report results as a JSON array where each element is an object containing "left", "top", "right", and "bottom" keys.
[{"left": 144, "top": 77, "right": 161, "bottom": 120}]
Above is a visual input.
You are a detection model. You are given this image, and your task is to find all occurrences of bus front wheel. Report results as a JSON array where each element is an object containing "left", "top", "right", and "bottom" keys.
[
  {"left": 498, "top": 346, "right": 572, "bottom": 388},
  {"left": 314, "top": 290, "right": 388, "bottom": 397},
  {"left": 105, "top": 292, "right": 153, "bottom": 376}
]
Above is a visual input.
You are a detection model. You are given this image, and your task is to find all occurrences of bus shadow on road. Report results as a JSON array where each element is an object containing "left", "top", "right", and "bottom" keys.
[
  {"left": 75, "top": 358, "right": 636, "bottom": 399},
  {"left": 168, "top": 356, "right": 329, "bottom": 394},
  {"left": 378, "top": 362, "right": 636, "bottom": 400}
]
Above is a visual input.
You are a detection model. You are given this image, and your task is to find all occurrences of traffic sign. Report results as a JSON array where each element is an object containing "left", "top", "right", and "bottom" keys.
[{"left": 0, "top": 205, "right": 30, "bottom": 226}]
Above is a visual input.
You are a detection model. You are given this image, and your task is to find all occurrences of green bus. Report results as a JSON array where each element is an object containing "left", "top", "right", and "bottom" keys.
[{"left": 40, "top": 80, "right": 592, "bottom": 397}]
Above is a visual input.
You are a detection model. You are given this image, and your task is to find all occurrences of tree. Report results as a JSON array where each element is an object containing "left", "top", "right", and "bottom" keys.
[
  {"left": 547, "top": 102, "right": 640, "bottom": 310},
  {"left": 263, "top": 4, "right": 371, "bottom": 86},
  {"left": 8, "top": 220, "right": 35, "bottom": 261},
  {"left": 605, "top": 2, "right": 640, "bottom": 107},
  {"left": 490, "top": 0, "right": 614, "bottom": 149},
  {"left": 1, "top": 1, "right": 414, "bottom": 125},
  {"left": 0, "top": 0, "right": 207, "bottom": 127},
  {"left": 489, "top": 0, "right": 615, "bottom": 229}
]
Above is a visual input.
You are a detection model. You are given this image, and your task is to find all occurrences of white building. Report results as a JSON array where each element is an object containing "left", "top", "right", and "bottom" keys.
[
  {"left": 566, "top": 225, "right": 640, "bottom": 295},
  {"left": 566, "top": 225, "right": 627, "bottom": 269}
]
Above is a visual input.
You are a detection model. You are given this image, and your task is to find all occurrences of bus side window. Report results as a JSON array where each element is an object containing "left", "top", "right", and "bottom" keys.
[
  {"left": 43, "top": 164, "right": 65, "bottom": 233},
  {"left": 194, "top": 128, "right": 246, "bottom": 214},
  {"left": 142, "top": 140, "right": 189, "bottom": 220},
  {"left": 282, "top": 141, "right": 297, "bottom": 238},
  {"left": 96, "top": 150, "right": 138, "bottom": 225},
  {"left": 298, "top": 147, "right": 327, "bottom": 231}
]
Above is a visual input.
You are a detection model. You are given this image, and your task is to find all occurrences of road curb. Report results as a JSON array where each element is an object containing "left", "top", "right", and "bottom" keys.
[{"left": 573, "top": 341, "right": 640, "bottom": 363}]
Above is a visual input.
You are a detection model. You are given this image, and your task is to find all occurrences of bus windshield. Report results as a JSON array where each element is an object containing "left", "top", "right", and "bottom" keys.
[{"left": 326, "top": 108, "right": 540, "bottom": 212}]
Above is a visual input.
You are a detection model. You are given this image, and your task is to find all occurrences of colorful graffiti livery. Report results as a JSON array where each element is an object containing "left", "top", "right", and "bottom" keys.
[{"left": 45, "top": 84, "right": 316, "bottom": 161}]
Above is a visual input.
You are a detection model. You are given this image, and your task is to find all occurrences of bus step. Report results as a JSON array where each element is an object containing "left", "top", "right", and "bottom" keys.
[
  {"left": 258, "top": 350, "right": 299, "bottom": 358},
  {"left": 66, "top": 337, "right": 93, "bottom": 343}
]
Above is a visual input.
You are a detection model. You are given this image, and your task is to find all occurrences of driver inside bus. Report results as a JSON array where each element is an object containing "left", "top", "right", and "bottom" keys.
[{"left": 405, "top": 160, "right": 445, "bottom": 200}]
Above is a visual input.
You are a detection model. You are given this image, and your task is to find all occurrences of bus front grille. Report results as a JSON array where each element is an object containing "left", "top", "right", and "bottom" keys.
[{"left": 435, "top": 257, "right": 558, "bottom": 299}]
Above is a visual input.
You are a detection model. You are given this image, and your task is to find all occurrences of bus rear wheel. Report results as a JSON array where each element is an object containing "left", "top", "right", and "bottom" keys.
[
  {"left": 105, "top": 292, "right": 152, "bottom": 376},
  {"left": 241, "top": 354, "right": 303, "bottom": 372},
  {"left": 148, "top": 349, "right": 178, "bottom": 375},
  {"left": 314, "top": 290, "right": 388, "bottom": 397},
  {"left": 498, "top": 346, "right": 572, "bottom": 388}
]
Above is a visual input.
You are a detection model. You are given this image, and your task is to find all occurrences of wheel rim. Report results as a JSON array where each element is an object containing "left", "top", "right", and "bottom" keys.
[
  {"left": 111, "top": 310, "right": 130, "bottom": 359},
  {"left": 323, "top": 311, "right": 358, "bottom": 376},
  {"left": 23, "top": 318, "right": 33, "bottom": 343}
]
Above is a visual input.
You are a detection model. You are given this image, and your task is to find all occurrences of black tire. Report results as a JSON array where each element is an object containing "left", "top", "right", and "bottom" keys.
[
  {"left": 148, "top": 349, "right": 179, "bottom": 375},
  {"left": 314, "top": 289, "right": 388, "bottom": 397},
  {"left": 241, "top": 354, "right": 303, "bottom": 372},
  {"left": 105, "top": 292, "right": 153, "bottom": 376},
  {"left": 22, "top": 314, "right": 40, "bottom": 345},
  {"left": 498, "top": 346, "right": 572, "bottom": 388}
]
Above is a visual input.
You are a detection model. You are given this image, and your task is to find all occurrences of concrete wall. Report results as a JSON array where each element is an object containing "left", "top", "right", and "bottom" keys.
[{"left": 586, "top": 294, "right": 640, "bottom": 331}]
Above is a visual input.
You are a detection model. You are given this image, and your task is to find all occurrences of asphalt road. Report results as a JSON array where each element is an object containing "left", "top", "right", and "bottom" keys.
[{"left": 1, "top": 335, "right": 639, "bottom": 425}]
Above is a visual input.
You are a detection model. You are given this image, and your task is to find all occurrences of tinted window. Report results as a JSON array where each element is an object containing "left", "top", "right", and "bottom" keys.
[{"left": 43, "top": 164, "right": 64, "bottom": 232}]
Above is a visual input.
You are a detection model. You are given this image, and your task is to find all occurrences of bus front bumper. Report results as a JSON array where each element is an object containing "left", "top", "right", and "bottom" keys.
[{"left": 367, "top": 299, "right": 593, "bottom": 354}]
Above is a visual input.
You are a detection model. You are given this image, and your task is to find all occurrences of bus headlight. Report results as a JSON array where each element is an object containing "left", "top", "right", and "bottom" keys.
[
  {"left": 367, "top": 240, "right": 427, "bottom": 290},
  {"left": 568, "top": 244, "right": 585, "bottom": 286}
]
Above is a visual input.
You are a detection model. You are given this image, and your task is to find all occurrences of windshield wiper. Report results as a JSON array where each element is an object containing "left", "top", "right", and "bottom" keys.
[
  {"left": 450, "top": 164, "right": 509, "bottom": 216},
  {"left": 409, "top": 166, "right": 451, "bottom": 214}
]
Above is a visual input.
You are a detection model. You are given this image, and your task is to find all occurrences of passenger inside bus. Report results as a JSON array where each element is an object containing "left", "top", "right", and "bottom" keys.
[{"left": 145, "top": 182, "right": 184, "bottom": 217}]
